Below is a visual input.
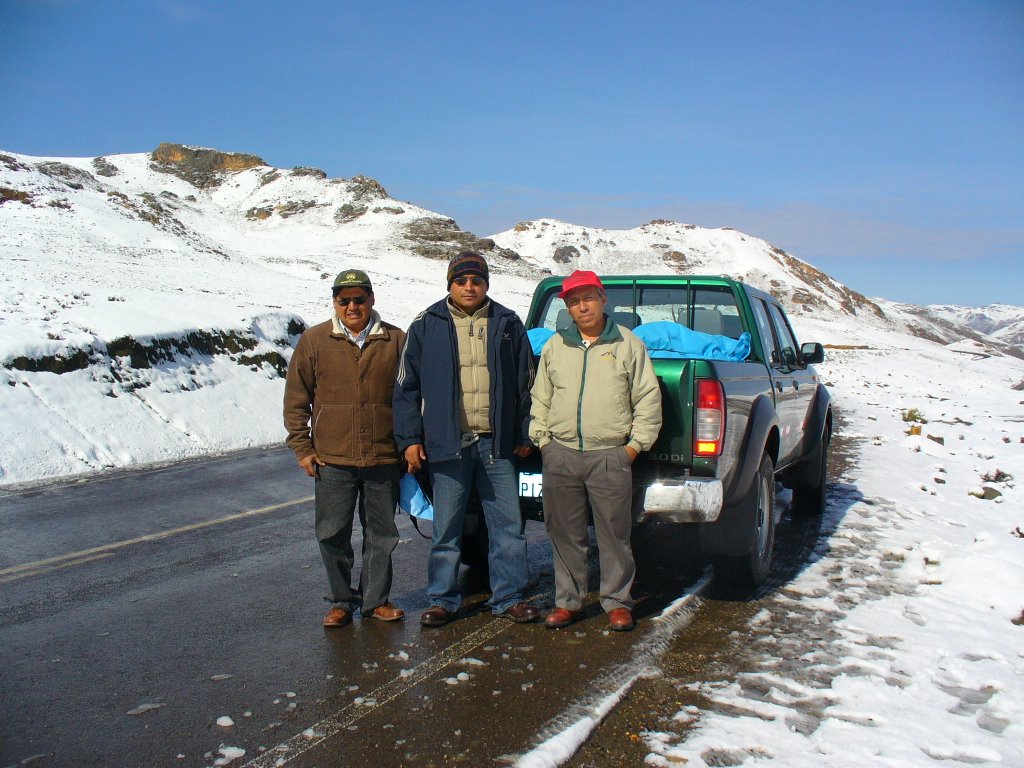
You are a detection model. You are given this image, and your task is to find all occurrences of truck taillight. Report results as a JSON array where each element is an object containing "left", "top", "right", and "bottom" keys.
[{"left": 694, "top": 379, "right": 724, "bottom": 457}]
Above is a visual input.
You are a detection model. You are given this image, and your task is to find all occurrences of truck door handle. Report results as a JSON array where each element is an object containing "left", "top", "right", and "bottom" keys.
[{"left": 775, "top": 381, "right": 783, "bottom": 392}]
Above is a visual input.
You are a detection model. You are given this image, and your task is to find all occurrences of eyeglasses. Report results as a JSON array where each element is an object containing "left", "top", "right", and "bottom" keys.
[
  {"left": 335, "top": 295, "right": 369, "bottom": 307},
  {"left": 453, "top": 276, "right": 486, "bottom": 287}
]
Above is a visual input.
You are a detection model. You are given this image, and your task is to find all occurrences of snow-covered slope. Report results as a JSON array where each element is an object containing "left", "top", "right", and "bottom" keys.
[
  {"left": 0, "top": 145, "right": 538, "bottom": 341},
  {"left": 0, "top": 145, "right": 540, "bottom": 484},
  {"left": 490, "top": 218, "right": 1024, "bottom": 353},
  {"left": 2, "top": 145, "right": 1021, "bottom": 484}
]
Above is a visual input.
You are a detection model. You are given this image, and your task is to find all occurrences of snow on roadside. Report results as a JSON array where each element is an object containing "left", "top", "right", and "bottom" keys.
[{"left": 642, "top": 344, "right": 1024, "bottom": 767}]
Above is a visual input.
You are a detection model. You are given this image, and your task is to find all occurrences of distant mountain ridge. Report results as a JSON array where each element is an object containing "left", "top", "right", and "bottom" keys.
[
  {"left": 1, "top": 142, "right": 1021, "bottom": 360},
  {"left": 488, "top": 218, "right": 1024, "bottom": 358},
  {"left": 926, "top": 304, "right": 1024, "bottom": 350},
  {"left": 1, "top": 142, "right": 526, "bottom": 268}
]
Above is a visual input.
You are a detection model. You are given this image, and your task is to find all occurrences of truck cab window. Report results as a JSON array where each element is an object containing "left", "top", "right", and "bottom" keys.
[
  {"left": 635, "top": 287, "right": 688, "bottom": 325},
  {"left": 767, "top": 303, "right": 800, "bottom": 369},
  {"left": 751, "top": 299, "right": 778, "bottom": 365},
  {"left": 691, "top": 287, "right": 742, "bottom": 338}
]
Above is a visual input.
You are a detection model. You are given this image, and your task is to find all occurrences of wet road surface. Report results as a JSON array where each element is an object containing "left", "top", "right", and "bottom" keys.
[
  {"left": 1, "top": 447, "right": 707, "bottom": 767},
  {"left": 1, "top": 433, "right": 848, "bottom": 768}
]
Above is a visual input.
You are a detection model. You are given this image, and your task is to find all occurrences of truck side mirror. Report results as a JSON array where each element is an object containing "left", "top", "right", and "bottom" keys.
[{"left": 800, "top": 342, "right": 824, "bottom": 365}]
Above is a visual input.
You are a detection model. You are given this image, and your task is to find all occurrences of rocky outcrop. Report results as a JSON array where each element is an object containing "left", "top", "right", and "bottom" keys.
[
  {"left": 766, "top": 245, "right": 886, "bottom": 320},
  {"left": 150, "top": 143, "right": 266, "bottom": 189},
  {"left": 334, "top": 204, "right": 367, "bottom": 224},
  {"left": 291, "top": 167, "right": 327, "bottom": 179},
  {"left": 0, "top": 187, "right": 33, "bottom": 205},
  {"left": 37, "top": 161, "right": 100, "bottom": 191},
  {"left": 0, "top": 153, "right": 30, "bottom": 172},
  {"left": 276, "top": 200, "right": 321, "bottom": 218},
  {"left": 92, "top": 157, "right": 120, "bottom": 177},
  {"left": 553, "top": 245, "right": 580, "bottom": 264},
  {"left": 663, "top": 250, "right": 692, "bottom": 267},
  {"left": 348, "top": 174, "right": 388, "bottom": 202},
  {"left": 402, "top": 216, "right": 521, "bottom": 262},
  {"left": 3, "top": 319, "right": 306, "bottom": 381}
]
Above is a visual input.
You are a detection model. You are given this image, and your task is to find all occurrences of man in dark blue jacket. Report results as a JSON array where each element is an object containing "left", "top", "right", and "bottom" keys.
[{"left": 394, "top": 252, "right": 538, "bottom": 626}]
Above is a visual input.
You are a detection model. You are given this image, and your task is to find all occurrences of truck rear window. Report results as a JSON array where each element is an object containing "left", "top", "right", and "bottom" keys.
[{"left": 535, "top": 284, "right": 744, "bottom": 339}]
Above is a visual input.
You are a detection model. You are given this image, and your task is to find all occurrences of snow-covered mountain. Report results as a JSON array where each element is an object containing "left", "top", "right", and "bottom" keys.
[
  {"left": 927, "top": 303, "right": 1024, "bottom": 350},
  {"left": 0, "top": 142, "right": 539, "bottom": 338},
  {"left": 491, "top": 218, "right": 1024, "bottom": 355},
  {"left": 0, "top": 144, "right": 539, "bottom": 484},
  {"left": 2, "top": 143, "right": 1022, "bottom": 484}
]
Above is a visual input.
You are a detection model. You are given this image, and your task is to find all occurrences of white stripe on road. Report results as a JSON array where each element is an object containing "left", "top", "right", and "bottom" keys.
[
  {"left": 0, "top": 552, "right": 115, "bottom": 584},
  {"left": 241, "top": 617, "right": 516, "bottom": 768},
  {"left": 0, "top": 496, "right": 314, "bottom": 579}
]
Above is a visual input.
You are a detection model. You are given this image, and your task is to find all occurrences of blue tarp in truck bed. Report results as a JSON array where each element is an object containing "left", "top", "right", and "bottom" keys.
[{"left": 527, "top": 321, "right": 750, "bottom": 361}]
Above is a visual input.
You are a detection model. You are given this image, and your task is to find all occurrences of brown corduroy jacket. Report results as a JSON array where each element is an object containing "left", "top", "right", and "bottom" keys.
[{"left": 283, "top": 316, "right": 406, "bottom": 466}]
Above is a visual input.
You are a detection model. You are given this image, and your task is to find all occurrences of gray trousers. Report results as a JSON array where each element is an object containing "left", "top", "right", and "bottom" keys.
[
  {"left": 541, "top": 441, "right": 635, "bottom": 612},
  {"left": 314, "top": 463, "right": 400, "bottom": 614}
]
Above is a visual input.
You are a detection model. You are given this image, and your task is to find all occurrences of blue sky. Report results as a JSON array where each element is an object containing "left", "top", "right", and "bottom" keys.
[{"left": 2, "top": 1, "right": 1021, "bottom": 307}]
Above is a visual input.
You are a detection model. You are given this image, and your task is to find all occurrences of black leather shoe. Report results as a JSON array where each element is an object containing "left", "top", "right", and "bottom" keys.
[
  {"left": 420, "top": 605, "right": 456, "bottom": 627},
  {"left": 496, "top": 602, "right": 540, "bottom": 623}
]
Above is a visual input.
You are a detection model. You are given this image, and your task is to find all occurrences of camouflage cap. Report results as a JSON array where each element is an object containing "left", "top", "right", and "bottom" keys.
[{"left": 332, "top": 269, "right": 373, "bottom": 291}]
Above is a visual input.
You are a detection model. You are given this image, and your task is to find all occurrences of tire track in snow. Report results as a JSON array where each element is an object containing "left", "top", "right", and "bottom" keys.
[{"left": 513, "top": 573, "right": 712, "bottom": 768}]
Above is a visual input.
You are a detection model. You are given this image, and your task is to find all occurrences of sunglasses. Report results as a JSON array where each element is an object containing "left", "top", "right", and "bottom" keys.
[
  {"left": 336, "top": 295, "right": 369, "bottom": 307},
  {"left": 453, "top": 276, "right": 486, "bottom": 287}
]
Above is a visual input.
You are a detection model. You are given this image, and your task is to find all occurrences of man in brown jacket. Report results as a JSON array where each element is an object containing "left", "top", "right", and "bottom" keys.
[{"left": 284, "top": 269, "right": 407, "bottom": 627}]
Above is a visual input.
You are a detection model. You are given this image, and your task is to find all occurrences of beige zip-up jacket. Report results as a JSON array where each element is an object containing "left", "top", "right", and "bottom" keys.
[
  {"left": 530, "top": 317, "right": 662, "bottom": 454},
  {"left": 448, "top": 299, "right": 491, "bottom": 435}
]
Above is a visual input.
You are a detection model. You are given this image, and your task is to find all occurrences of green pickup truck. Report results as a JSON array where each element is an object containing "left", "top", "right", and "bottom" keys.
[{"left": 483, "top": 274, "right": 832, "bottom": 591}]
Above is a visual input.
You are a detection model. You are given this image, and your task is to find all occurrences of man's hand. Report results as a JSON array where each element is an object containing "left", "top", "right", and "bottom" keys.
[
  {"left": 513, "top": 444, "right": 534, "bottom": 458},
  {"left": 625, "top": 446, "right": 639, "bottom": 463},
  {"left": 298, "top": 452, "right": 326, "bottom": 478},
  {"left": 405, "top": 444, "right": 427, "bottom": 473}
]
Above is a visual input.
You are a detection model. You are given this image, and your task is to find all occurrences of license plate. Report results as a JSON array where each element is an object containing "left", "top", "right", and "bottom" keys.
[{"left": 519, "top": 472, "right": 543, "bottom": 498}]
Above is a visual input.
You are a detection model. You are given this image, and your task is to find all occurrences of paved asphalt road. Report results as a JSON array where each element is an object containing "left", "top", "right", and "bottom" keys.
[{"left": 0, "top": 446, "right": 711, "bottom": 768}]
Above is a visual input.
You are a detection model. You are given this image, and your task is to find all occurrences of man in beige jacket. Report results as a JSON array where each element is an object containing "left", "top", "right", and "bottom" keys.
[{"left": 530, "top": 270, "right": 662, "bottom": 631}]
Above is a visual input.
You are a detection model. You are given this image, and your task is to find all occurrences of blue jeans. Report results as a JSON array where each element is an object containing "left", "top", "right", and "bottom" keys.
[{"left": 427, "top": 436, "right": 527, "bottom": 613}]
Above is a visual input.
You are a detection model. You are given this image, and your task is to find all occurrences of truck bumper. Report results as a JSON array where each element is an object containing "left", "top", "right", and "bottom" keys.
[{"left": 636, "top": 478, "right": 723, "bottom": 523}]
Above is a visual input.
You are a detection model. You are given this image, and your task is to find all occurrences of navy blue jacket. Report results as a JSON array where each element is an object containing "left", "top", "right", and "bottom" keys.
[{"left": 393, "top": 298, "right": 533, "bottom": 462}]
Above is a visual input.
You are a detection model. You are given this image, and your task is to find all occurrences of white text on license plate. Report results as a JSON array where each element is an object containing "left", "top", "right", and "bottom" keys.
[{"left": 519, "top": 472, "right": 543, "bottom": 498}]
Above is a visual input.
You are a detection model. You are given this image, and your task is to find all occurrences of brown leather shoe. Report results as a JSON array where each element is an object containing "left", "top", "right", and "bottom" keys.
[
  {"left": 607, "top": 607, "right": 635, "bottom": 631},
  {"left": 544, "top": 607, "right": 581, "bottom": 629},
  {"left": 420, "top": 605, "right": 456, "bottom": 627},
  {"left": 496, "top": 602, "right": 540, "bottom": 623},
  {"left": 323, "top": 605, "right": 352, "bottom": 628},
  {"left": 364, "top": 603, "right": 405, "bottom": 621}
]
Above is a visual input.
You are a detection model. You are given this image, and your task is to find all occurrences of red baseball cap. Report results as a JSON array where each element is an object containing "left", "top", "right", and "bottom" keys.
[{"left": 558, "top": 270, "right": 605, "bottom": 299}]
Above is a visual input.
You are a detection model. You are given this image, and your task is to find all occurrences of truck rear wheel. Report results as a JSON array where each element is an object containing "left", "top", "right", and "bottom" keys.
[
  {"left": 791, "top": 433, "right": 828, "bottom": 517},
  {"left": 713, "top": 452, "right": 775, "bottom": 592}
]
